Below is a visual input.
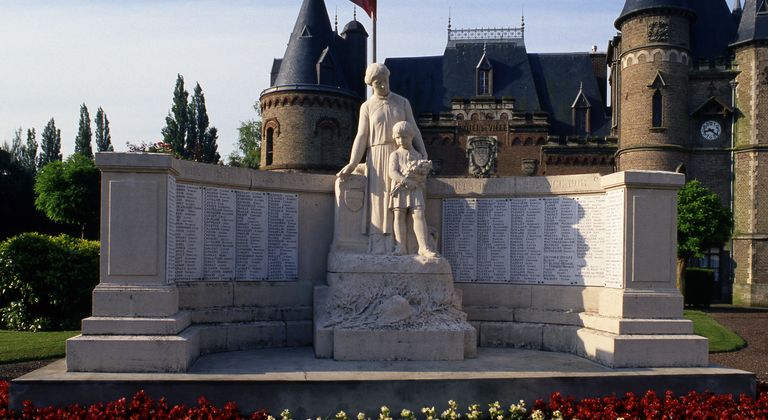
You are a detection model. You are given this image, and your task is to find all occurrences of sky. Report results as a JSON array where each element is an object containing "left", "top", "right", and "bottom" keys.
[{"left": 0, "top": 0, "right": 624, "bottom": 161}]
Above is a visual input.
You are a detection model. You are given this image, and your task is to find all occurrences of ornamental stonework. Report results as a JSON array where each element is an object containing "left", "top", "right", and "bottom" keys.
[{"left": 647, "top": 22, "right": 670, "bottom": 43}]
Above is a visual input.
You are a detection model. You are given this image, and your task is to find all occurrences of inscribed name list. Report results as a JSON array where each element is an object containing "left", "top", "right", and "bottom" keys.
[
  {"left": 166, "top": 180, "right": 298, "bottom": 282},
  {"left": 442, "top": 193, "right": 624, "bottom": 286}
]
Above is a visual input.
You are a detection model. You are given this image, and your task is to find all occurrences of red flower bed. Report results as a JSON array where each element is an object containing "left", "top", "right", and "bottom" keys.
[
  {"left": 2, "top": 380, "right": 768, "bottom": 419},
  {"left": 533, "top": 390, "right": 768, "bottom": 419},
  {"left": 0, "top": 381, "right": 270, "bottom": 419}
]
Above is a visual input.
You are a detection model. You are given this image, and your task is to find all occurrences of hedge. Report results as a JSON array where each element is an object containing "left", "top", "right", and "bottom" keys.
[{"left": 0, "top": 233, "right": 99, "bottom": 331}]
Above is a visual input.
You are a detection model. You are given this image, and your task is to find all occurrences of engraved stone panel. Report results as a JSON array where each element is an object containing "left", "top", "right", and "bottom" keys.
[
  {"left": 166, "top": 184, "right": 299, "bottom": 282},
  {"left": 174, "top": 184, "right": 204, "bottom": 280},
  {"left": 268, "top": 193, "right": 299, "bottom": 281},
  {"left": 443, "top": 192, "right": 625, "bottom": 287},
  {"left": 203, "top": 188, "right": 237, "bottom": 280},
  {"left": 166, "top": 176, "right": 177, "bottom": 283},
  {"left": 236, "top": 191, "right": 269, "bottom": 280}
]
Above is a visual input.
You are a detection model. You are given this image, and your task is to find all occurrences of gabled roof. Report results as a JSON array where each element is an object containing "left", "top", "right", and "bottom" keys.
[
  {"left": 732, "top": 0, "right": 768, "bottom": 46},
  {"left": 273, "top": 0, "right": 348, "bottom": 89},
  {"left": 691, "top": 96, "right": 734, "bottom": 116},
  {"left": 528, "top": 53, "right": 610, "bottom": 137},
  {"left": 615, "top": 0, "right": 693, "bottom": 29},
  {"left": 443, "top": 42, "right": 541, "bottom": 111},
  {"left": 571, "top": 84, "right": 592, "bottom": 108}
]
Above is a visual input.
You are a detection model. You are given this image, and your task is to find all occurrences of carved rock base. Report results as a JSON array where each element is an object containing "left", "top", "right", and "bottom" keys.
[{"left": 314, "top": 253, "right": 477, "bottom": 361}]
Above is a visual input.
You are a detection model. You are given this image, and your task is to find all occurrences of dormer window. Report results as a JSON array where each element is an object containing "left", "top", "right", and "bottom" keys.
[
  {"left": 759, "top": 0, "right": 768, "bottom": 14},
  {"left": 571, "top": 82, "right": 592, "bottom": 136},
  {"left": 317, "top": 47, "right": 336, "bottom": 85},
  {"left": 476, "top": 48, "right": 493, "bottom": 96}
]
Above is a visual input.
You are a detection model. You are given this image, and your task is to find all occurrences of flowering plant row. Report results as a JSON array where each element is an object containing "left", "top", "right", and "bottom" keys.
[{"left": 2, "top": 381, "right": 768, "bottom": 420}]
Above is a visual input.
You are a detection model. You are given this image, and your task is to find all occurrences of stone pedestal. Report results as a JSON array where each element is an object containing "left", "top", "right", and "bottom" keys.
[{"left": 314, "top": 253, "right": 477, "bottom": 361}]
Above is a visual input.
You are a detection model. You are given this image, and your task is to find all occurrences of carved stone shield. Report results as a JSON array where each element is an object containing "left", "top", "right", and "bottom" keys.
[
  {"left": 344, "top": 190, "right": 365, "bottom": 212},
  {"left": 466, "top": 137, "right": 498, "bottom": 178}
]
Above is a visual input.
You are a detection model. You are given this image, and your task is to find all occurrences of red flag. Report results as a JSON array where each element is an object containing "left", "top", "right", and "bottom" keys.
[{"left": 349, "top": 0, "right": 376, "bottom": 18}]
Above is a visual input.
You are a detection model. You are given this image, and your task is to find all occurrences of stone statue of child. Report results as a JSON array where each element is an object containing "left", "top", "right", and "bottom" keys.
[{"left": 387, "top": 121, "right": 438, "bottom": 258}]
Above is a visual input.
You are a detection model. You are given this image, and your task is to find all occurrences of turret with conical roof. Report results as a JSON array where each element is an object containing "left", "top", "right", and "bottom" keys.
[
  {"left": 613, "top": 0, "right": 694, "bottom": 172},
  {"left": 259, "top": 0, "right": 368, "bottom": 173}
]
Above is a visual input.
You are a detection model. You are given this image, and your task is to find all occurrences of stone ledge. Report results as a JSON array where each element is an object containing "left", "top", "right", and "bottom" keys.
[
  {"left": 81, "top": 312, "right": 191, "bottom": 335},
  {"left": 65, "top": 329, "right": 200, "bottom": 373}
]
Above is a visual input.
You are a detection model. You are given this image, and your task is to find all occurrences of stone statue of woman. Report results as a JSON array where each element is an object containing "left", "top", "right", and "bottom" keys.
[{"left": 337, "top": 63, "right": 428, "bottom": 254}]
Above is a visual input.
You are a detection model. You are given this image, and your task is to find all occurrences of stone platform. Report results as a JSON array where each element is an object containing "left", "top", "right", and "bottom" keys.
[{"left": 11, "top": 347, "right": 755, "bottom": 416}]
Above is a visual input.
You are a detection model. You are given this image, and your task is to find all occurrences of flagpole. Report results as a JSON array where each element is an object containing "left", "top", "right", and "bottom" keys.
[{"left": 372, "top": 11, "right": 377, "bottom": 63}]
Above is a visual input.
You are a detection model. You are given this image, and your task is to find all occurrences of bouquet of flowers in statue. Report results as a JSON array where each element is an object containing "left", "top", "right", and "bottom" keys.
[{"left": 391, "top": 159, "right": 432, "bottom": 196}]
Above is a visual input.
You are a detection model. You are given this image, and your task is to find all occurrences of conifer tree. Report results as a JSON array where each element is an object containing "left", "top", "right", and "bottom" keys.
[
  {"left": 95, "top": 107, "right": 113, "bottom": 152},
  {"left": 190, "top": 83, "right": 219, "bottom": 164},
  {"left": 39, "top": 118, "right": 62, "bottom": 169},
  {"left": 186, "top": 99, "right": 199, "bottom": 160},
  {"left": 23, "top": 128, "right": 37, "bottom": 172},
  {"left": 161, "top": 74, "right": 189, "bottom": 158},
  {"left": 74, "top": 103, "right": 93, "bottom": 158}
]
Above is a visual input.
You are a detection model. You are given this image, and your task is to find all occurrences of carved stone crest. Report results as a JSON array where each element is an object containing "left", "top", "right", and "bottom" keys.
[
  {"left": 521, "top": 159, "right": 537, "bottom": 176},
  {"left": 466, "top": 136, "right": 498, "bottom": 178},
  {"left": 648, "top": 22, "right": 670, "bottom": 43}
]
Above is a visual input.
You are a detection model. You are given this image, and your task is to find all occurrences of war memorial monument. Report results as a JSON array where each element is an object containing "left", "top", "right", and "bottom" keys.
[{"left": 10, "top": 0, "right": 758, "bottom": 414}]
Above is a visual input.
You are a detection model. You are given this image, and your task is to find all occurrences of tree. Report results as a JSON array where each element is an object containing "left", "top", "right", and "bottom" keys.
[
  {"left": 74, "top": 103, "right": 93, "bottom": 158},
  {"left": 94, "top": 107, "right": 113, "bottom": 152},
  {"left": 192, "top": 83, "right": 220, "bottom": 164},
  {"left": 161, "top": 75, "right": 220, "bottom": 163},
  {"left": 8, "top": 128, "right": 24, "bottom": 163},
  {"left": 161, "top": 74, "right": 189, "bottom": 158},
  {"left": 23, "top": 128, "right": 37, "bottom": 173},
  {"left": 228, "top": 102, "right": 262, "bottom": 169},
  {"left": 39, "top": 118, "right": 62, "bottom": 169},
  {"left": 677, "top": 180, "right": 733, "bottom": 290},
  {"left": 34, "top": 154, "right": 100, "bottom": 238}
]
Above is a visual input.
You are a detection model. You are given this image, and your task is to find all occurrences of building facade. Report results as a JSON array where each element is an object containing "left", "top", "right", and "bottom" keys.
[{"left": 261, "top": 0, "right": 768, "bottom": 306}]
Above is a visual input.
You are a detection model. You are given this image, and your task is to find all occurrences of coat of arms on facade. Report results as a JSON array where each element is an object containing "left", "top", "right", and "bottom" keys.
[
  {"left": 466, "top": 136, "right": 498, "bottom": 178},
  {"left": 648, "top": 22, "right": 670, "bottom": 43}
]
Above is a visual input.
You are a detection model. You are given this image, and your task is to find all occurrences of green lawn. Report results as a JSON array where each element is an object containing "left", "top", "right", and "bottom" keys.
[
  {"left": 684, "top": 310, "right": 746, "bottom": 353},
  {"left": 0, "top": 330, "right": 79, "bottom": 364}
]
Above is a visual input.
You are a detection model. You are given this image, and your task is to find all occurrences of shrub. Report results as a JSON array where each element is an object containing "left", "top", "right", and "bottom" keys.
[
  {"left": 0, "top": 233, "right": 99, "bottom": 331},
  {"left": 684, "top": 268, "right": 714, "bottom": 307}
]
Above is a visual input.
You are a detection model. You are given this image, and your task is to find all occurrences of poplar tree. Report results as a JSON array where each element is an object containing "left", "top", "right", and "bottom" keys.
[
  {"left": 23, "top": 128, "right": 37, "bottom": 172},
  {"left": 161, "top": 74, "right": 189, "bottom": 158},
  {"left": 10, "top": 128, "right": 24, "bottom": 163},
  {"left": 74, "top": 103, "right": 93, "bottom": 158},
  {"left": 39, "top": 118, "right": 62, "bottom": 169},
  {"left": 95, "top": 107, "right": 113, "bottom": 152},
  {"left": 190, "top": 83, "right": 219, "bottom": 164}
]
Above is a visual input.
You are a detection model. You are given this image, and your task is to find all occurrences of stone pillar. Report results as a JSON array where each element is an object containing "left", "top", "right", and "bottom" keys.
[
  {"left": 66, "top": 153, "right": 198, "bottom": 373},
  {"left": 579, "top": 171, "right": 708, "bottom": 367}
]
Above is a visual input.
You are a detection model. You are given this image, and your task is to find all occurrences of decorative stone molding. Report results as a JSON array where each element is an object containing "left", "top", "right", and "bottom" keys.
[{"left": 621, "top": 48, "right": 689, "bottom": 69}]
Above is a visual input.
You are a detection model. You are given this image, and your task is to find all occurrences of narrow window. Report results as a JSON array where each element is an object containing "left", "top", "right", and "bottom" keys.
[
  {"left": 574, "top": 108, "right": 589, "bottom": 135},
  {"left": 652, "top": 89, "right": 663, "bottom": 127},
  {"left": 478, "top": 70, "right": 491, "bottom": 95},
  {"left": 265, "top": 127, "right": 274, "bottom": 166}
]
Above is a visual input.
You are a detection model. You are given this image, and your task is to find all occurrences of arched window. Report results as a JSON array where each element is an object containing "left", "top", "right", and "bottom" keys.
[
  {"left": 652, "top": 89, "right": 663, "bottom": 128},
  {"left": 265, "top": 127, "right": 274, "bottom": 166}
]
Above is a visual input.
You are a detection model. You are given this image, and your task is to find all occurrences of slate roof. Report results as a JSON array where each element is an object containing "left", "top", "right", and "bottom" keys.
[
  {"left": 386, "top": 43, "right": 609, "bottom": 138},
  {"left": 689, "top": 0, "right": 739, "bottom": 58},
  {"left": 528, "top": 53, "right": 610, "bottom": 137},
  {"left": 272, "top": 0, "right": 349, "bottom": 89},
  {"left": 615, "top": 0, "right": 693, "bottom": 29},
  {"left": 733, "top": 0, "right": 768, "bottom": 46}
]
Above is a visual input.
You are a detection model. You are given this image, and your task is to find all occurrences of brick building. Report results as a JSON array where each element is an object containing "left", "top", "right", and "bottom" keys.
[{"left": 261, "top": 0, "right": 768, "bottom": 306}]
